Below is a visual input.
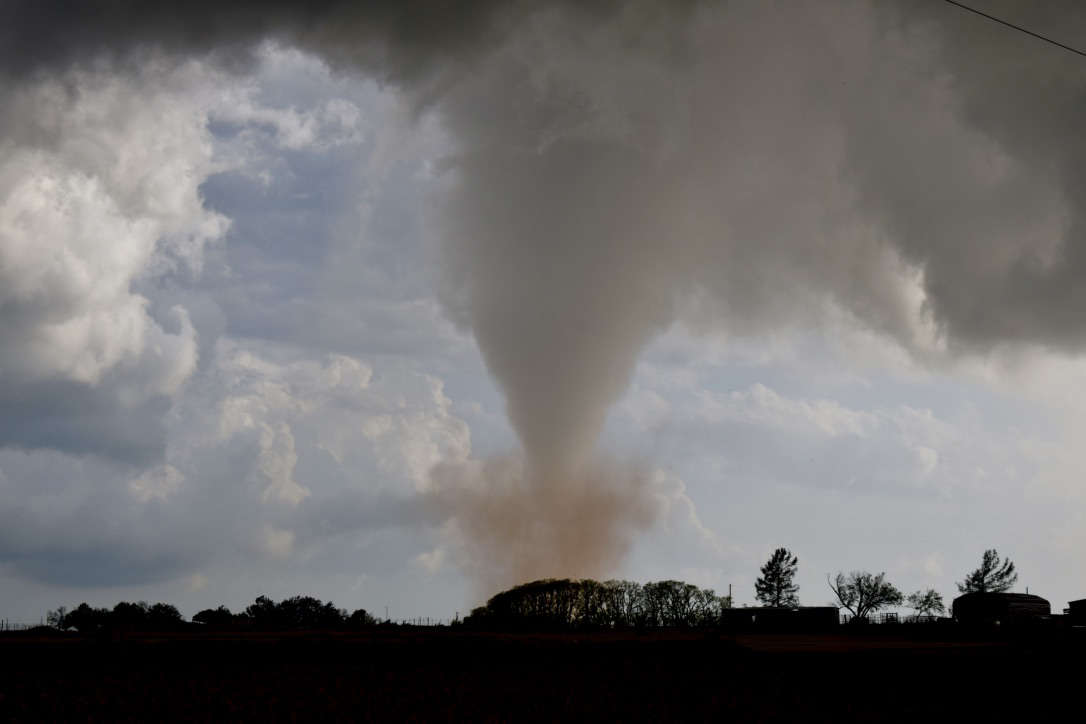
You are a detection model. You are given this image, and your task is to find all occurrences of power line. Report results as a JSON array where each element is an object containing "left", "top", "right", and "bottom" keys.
[{"left": 942, "top": 0, "right": 1086, "bottom": 59}]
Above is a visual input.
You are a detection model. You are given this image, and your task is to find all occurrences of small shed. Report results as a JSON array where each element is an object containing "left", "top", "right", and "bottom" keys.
[{"left": 952, "top": 592, "right": 1050, "bottom": 625}]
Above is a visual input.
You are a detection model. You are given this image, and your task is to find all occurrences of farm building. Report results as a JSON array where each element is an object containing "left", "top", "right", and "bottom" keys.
[
  {"left": 1066, "top": 598, "right": 1086, "bottom": 625},
  {"left": 952, "top": 592, "right": 1049, "bottom": 625},
  {"left": 720, "top": 607, "right": 839, "bottom": 631}
]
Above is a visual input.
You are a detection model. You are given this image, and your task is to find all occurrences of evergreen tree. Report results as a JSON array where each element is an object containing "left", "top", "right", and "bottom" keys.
[
  {"left": 957, "top": 549, "right": 1017, "bottom": 594},
  {"left": 754, "top": 547, "right": 800, "bottom": 607}
]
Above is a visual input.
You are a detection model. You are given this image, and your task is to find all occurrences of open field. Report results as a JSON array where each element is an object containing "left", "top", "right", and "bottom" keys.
[{"left": 1, "top": 628, "right": 1081, "bottom": 721}]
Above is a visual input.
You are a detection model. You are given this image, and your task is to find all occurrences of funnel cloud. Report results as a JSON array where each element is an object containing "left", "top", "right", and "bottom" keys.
[{"left": 426, "top": 0, "right": 1086, "bottom": 586}]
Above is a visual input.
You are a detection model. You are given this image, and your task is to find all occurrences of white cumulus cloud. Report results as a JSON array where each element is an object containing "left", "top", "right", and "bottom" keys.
[{"left": 0, "top": 60, "right": 230, "bottom": 400}]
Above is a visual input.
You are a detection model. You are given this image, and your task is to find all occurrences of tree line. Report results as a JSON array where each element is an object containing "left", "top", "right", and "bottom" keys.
[
  {"left": 37, "top": 549, "right": 1019, "bottom": 632},
  {"left": 464, "top": 547, "right": 1021, "bottom": 629},
  {"left": 46, "top": 595, "right": 378, "bottom": 633},
  {"left": 760, "top": 546, "right": 1018, "bottom": 622},
  {"left": 47, "top": 601, "right": 185, "bottom": 632},
  {"left": 464, "top": 578, "right": 732, "bottom": 629}
]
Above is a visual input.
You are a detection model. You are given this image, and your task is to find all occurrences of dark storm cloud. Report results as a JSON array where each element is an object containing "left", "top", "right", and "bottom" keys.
[
  {"left": 851, "top": 0, "right": 1086, "bottom": 350},
  {"left": 7, "top": 0, "right": 1084, "bottom": 354},
  {"left": 0, "top": 452, "right": 202, "bottom": 586},
  {"left": 0, "top": 381, "right": 168, "bottom": 465},
  {"left": 0, "top": 0, "right": 514, "bottom": 84},
  {"left": 0, "top": 534, "right": 198, "bottom": 587}
]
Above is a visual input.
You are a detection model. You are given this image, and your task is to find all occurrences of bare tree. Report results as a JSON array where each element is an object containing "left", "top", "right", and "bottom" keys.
[
  {"left": 577, "top": 579, "right": 607, "bottom": 627},
  {"left": 605, "top": 579, "right": 644, "bottom": 627},
  {"left": 957, "top": 549, "right": 1017, "bottom": 594},
  {"left": 642, "top": 580, "right": 699, "bottom": 626},
  {"left": 754, "top": 548, "right": 800, "bottom": 607},
  {"left": 828, "top": 571, "right": 903, "bottom": 622},
  {"left": 693, "top": 587, "right": 725, "bottom": 626},
  {"left": 46, "top": 606, "right": 68, "bottom": 629},
  {"left": 906, "top": 589, "right": 945, "bottom": 620},
  {"left": 468, "top": 578, "right": 729, "bottom": 629}
]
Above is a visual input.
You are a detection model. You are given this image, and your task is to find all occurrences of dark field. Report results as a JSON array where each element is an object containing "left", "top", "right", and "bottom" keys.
[{"left": 1, "top": 628, "right": 1081, "bottom": 721}]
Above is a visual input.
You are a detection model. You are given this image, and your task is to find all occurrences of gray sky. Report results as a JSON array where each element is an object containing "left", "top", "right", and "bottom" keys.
[{"left": 3, "top": 0, "right": 1086, "bottom": 621}]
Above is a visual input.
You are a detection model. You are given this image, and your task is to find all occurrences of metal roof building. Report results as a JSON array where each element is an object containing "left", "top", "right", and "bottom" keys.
[
  {"left": 952, "top": 592, "right": 1049, "bottom": 625},
  {"left": 1066, "top": 598, "right": 1086, "bottom": 625}
]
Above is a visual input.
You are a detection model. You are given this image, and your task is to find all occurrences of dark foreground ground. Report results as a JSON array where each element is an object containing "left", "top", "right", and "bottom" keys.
[{"left": 1, "top": 627, "right": 1082, "bottom": 721}]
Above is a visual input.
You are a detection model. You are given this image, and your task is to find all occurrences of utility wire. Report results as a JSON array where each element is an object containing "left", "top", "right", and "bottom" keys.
[{"left": 942, "top": 0, "right": 1086, "bottom": 59}]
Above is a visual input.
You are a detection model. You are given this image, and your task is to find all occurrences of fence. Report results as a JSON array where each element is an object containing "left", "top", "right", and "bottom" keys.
[
  {"left": 839, "top": 613, "right": 947, "bottom": 625},
  {"left": 394, "top": 618, "right": 457, "bottom": 626},
  {"left": 8, "top": 615, "right": 958, "bottom": 630}
]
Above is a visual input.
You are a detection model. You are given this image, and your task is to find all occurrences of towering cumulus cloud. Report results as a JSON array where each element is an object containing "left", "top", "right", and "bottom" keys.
[{"left": 4, "top": 1, "right": 1086, "bottom": 589}]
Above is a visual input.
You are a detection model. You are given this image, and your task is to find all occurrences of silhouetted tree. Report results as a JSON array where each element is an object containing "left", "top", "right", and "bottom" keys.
[
  {"left": 577, "top": 579, "right": 608, "bottom": 627},
  {"left": 755, "top": 548, "right": 800, "bottom": 607},
  {"left": 280, "top": 596, "right": 345, "bottom": 628},
  {"left": 111, "top": 601, "right": 150, "bottom": 627},
  {"left": 243, "top": 595, "right": 345, "bottom": 629},
  {"left": 906, "top": 589, "right": 945, "bottom": 619},
  {"left": 468, "top": 578, "right": 729, "bottom": 630},
  {"left": 603, "top": 579, "right": 644, "bottom": 628},
  {"left": 245, "top": 595, "right": 280, "bottom": 627},
  {"left": 82, "top": 601, "right": 184, "bottom": 629},
  {"left": 485, "top": 579, "right": 580, "bottom": 628},
  {"left": 49, "top": 596, "right": 371, "bottom": 633},
  {"left": 640, "top": 580, "right": 667, "bottom": 626},
  {"left": 147, "top": 603, "right": 183, "bottom": 627},
  {"left": 193, "top": 606, "right": 236, "bottom": 626},
  {"left": 693, "top": 586, "right": 728, "bottom": 626},
  {"left": 64, "top": 603, "right": 110, "bottom": 633},
  {"left": 464, "top": 606, "right": 491, "bottom": 625},
  {"left": 347, "top": 608, "right": 377, "bottom": 627},
  {"left": 664, "top": 580, "right": 697, "bottom": 627},
  {"left": 957, "top": 549, "right": 1017, "bottom": 594},
  {"left": 828, "top": 571, "right": 903, "bottom": 622}
]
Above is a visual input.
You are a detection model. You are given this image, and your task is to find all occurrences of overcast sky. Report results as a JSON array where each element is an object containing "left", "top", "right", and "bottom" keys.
[{"left": 3, "top": 0, "right": 1086, "bottom": 621}]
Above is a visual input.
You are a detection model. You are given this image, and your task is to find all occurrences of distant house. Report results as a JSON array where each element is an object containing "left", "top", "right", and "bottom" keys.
[
  {"left": 952, "top": 592, "right": 1050, "bottom": 625},
  {"left": 721, "top": 607, "right": 839, "bottom": 631},
  {"left": 1066, "top": 598, "right": 1086, "bottom": 625}
]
